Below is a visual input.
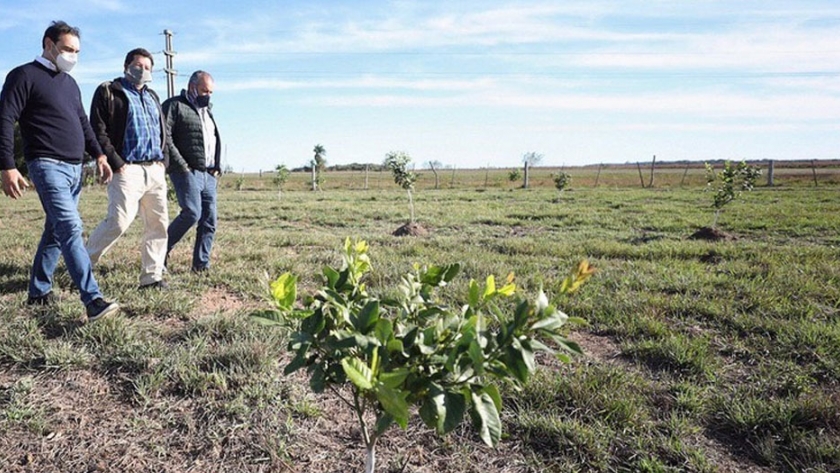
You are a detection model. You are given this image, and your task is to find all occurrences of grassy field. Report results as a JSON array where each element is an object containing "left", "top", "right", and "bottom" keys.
[{"left": 1, "top": 165, "right": 838, "bottom": 472}]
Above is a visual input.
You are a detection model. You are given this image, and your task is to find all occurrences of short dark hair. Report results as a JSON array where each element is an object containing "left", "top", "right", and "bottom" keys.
[
  {"left": 188, "top": 70, "right": 213, "bottom": 87},
  {"left": 42, "top": 21, "right": 80, "bottom": 49},
  {"left": 124, "top": 48, "right": 154, "bottom": 69}
]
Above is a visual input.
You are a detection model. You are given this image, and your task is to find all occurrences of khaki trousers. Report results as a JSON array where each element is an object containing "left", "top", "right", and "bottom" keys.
[{"left": 86, "top": 163, "right": 169, "bottom": 285}]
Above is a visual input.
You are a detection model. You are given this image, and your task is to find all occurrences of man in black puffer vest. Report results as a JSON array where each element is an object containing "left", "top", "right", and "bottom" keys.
[{"left": 162, "top": 70, "right": 222, "bottom": 273}]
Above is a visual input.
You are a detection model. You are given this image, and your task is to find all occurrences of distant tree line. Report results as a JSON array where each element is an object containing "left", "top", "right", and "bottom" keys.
[{"left": 291, "top": 162, "right": 388, "bottom": 173}]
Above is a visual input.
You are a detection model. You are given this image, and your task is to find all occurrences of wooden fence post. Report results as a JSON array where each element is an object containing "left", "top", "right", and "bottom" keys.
[
  {"left": 767, "top": 160, "right": 775, "bottom": 187},
  {"left": 648, "top": 155, "right": 656, "bottom": 188},
  {"left": 811, "top": 160, "right": 818, "bottom": 187},
  {"left": 636, "top": 162, "right": 646, "bottom": 188},
  {"left": 594, "top": 163, "right": 602, "bottom": 187},
  {"left": 523, "top": 162, "right": 530, "bottom": 189}
]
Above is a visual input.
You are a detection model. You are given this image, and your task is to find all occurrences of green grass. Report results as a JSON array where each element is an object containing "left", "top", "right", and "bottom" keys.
[{"left": 0, "top": 165, "right": 838, "bottom": 472}]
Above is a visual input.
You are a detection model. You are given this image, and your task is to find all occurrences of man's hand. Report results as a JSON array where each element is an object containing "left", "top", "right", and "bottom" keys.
[
  {"left": 1, "top": 168, "right": 30, "bottom": 199},
  {"left": 96, "top": 155, "right": 113, "bottom": 184}
]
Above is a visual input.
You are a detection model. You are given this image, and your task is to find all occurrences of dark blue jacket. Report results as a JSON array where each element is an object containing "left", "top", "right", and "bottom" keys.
[{"left": 0, "top": 60, "right": 102, "bottom": 170}]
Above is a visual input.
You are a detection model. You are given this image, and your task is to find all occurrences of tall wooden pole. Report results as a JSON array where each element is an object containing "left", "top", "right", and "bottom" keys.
[{"left": 163, "top": 30, "right": 177, "bottom": 99}]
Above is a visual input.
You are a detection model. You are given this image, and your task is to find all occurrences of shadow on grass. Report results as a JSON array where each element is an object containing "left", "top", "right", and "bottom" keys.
[
  {"left": 34, "top": 310, "right": 85, "bottom": 340},
  {"left": 0, "top": 262, "right": 30, "bottom": 294}
]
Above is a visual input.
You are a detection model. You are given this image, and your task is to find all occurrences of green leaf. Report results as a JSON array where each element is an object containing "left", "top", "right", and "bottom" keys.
[
  {"left": 375, "top": 383, "right": 409, "bottom": 429},
  {"left": 283, "top": 351, "right": 309, "bottom": 375},
  {"left": 421, "top": 263, "right": 461, "bottom": 286},
  {"left": 374, "top": 412, "right": 394, "bottom": 436},
  {"left": 309, "top": 365, "right": 326, "bottom": 393},
  {"left": 483, "top": 274, "right": 496, "bottom": 299},
  {"left": 483, "top": 384, "right": 502, "bottom": 412},
  {"left": 341, "top": 357, "right": 374, "bottom": 391},
  {"left": 470, "top": 391, "right": 502, "bottom": 447},
  {"left": 468, "top": 279, "right": 481, "bottom": 307},
  {"left": 505, "top": 343, "right": 532, "bottom": 384},
  {"left": 374, "top": 318, "right": 394, "bottom": 344},
  {"left": 442, "top": 263, "right": 461, "bottom": 283},
  {"left": 269, "top": 273, "right": 297, "bottom": 310},
  {"left": 249, "top": 310, "right": 285, "bottom": 326},
  {"left": 386, "top": 339, "right": 405, "bottom": 354},
  {"left": 419, "top": 384, "right": 445, "bottom": 430},
  {"left": 552, "top": 337, "right": 583, "bottom": 355},
  {"left": 442, "top": 390, "right": 467, "bottom": 434},
  {"left": 420, "top": 265, "right": 446, "bottom": 286},
  {"left": 531, "top": 312, "right": 565, "bottom": 331},
  {"left": 379, "top": 368, "right": 410, "bottom": 389},
  {"left": 352, "top": 300, "right": 380, "bottom": 334},
  {"left": 323, "top": 265, "right": 340, "bottom": 288},
  {"left": 468, "top": 339, "right": 484, "bottom": 375}
]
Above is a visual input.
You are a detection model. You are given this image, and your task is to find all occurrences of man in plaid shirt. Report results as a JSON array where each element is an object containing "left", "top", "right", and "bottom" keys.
[{"left": 86, "top": 48, "right": 170, "bottom": 290}]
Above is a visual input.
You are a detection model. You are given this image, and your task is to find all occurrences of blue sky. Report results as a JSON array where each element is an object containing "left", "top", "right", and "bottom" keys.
[{"left": 1, "top": 0, "right": 839, "bottom": 171}]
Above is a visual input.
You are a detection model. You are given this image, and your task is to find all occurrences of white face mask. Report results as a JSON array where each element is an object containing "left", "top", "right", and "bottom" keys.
[{"left": 52, "top": 43, "right": 78, "bottom": 73}]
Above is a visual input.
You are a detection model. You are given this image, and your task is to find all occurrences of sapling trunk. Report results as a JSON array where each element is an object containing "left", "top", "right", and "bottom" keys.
[
  {"left": 407, "top": 188, "right": 415, "bottom": 224},
  {"left": 712, "top": 209, "right": 720, "bottom": 229},
  {"left": 353, "top": 390, "right": 379, "bottom": 473},
  {"left": 364, "top": 440, "right": 377, "bottom": 473}
]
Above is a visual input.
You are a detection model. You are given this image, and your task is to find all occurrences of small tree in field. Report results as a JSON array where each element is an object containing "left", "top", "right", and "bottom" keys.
[
  {"left": 311, "top": 144, "right": 327, "bottom": 191},
  {"left": 252, "top": 239, "right": 593, "bottom": 473},
  {"left": 384, "top": 151, "right": 417, "bottom": 224},
  {"left": 274, "top": 164, "right": 290, "bottom": 199},
  {"left": 705, "top": 160, "right": 761, "bottom": 229},
  {"left": 521, "top": 152, "right": 543, "bottom": 189},
  {"left": 553, "top": 171, "right": 571, "bottom": 197},
  {"left": 507, "top": 169, "right": 521, "bottom": 184}
]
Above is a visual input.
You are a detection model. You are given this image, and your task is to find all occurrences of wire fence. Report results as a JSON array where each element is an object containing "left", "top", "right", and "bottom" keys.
[{"left": 224, "top": 160, "right": 840, "bottom": 192}]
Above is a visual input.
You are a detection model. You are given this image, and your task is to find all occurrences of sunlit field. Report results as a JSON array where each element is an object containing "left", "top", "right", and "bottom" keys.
[{"left": 1, "top": 163, "right": 838, "bottom": 472}]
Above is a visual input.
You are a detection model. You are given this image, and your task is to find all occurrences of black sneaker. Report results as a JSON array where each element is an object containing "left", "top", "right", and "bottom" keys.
[
  {"left": 191, "top": 266, "right": 209, "bottom": 274},
  {"left": 27, "top": 291, "right": 59, "bottom": 306},
  {"left": 139, "top": 280, "right": 169, "bottom": 290},
  {"left": 86, "top": 298, "right": 119, "bottom": 322}
]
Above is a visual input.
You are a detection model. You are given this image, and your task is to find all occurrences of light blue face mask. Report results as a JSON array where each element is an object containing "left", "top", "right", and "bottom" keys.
[{"left": 126, "top": 65, "right": 152, "bottom": 86}]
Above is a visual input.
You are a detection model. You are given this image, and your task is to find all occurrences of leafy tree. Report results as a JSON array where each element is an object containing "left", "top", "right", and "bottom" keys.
[
  {"left": 311, "top": 144, "right": 327, "bottom": 191},
  {"left": 705, "top": 160, "right": 761, "bottom": 228},
  {"left": 274, "top": 164, "right": 290, "bottom": 199},
  {"left": 252, "top": 239, "right": 593, "bottom": 472},
  {"left": 384, "top": 151, "right": 417, "bottom": 224},
  {"left": 521, "top": 151, "right": 543, "bottom": 167},
  {"left": 507, "top": 169, "right": 521, "bottom": 183},
  {"left": 553, "top": 171, "right": 571, "bottom": 196},
  {"left": 521, "top": 152, "right": 543, "bottom": 188}
]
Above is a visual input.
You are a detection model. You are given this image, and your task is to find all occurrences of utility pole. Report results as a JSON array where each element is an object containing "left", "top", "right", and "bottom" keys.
[{"left": 162, "top": 29, "right": 177, "bottom": 99}]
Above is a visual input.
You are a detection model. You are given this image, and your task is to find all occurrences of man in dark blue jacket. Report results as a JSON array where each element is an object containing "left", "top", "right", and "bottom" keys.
[{"left": 0, "top": 21, "right": 119, "bottom": 321}]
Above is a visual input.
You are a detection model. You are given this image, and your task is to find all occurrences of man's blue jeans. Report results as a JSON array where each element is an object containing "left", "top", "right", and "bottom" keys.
[
  {"left": 168, "top": 169, "right": 217, "bottom": 271},
  {"left": 27, "top": 158, "right": 103, "bottom": 305}
]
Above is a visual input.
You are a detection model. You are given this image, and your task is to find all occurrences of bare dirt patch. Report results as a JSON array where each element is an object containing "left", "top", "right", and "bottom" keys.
[
  {"left": 392, "top": 222, "right": 430, "bottom": 237},
  {"left": 569, "top": 331, "right": 623, "bottom": 364},
  {"left": 689, "top": 226, "right": 737, "bottom": 241},
  {"left": 197, "top": 286, "right": 261, "bottom": 315}
]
